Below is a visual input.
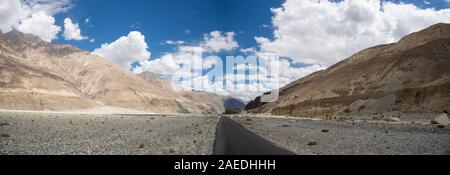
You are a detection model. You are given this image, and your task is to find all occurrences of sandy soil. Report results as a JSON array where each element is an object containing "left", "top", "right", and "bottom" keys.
[
  {"left": 0, "top": 111, "right": 219, "bottom": 155},
  {"left": 232, "top": 115, "right": 450, "bottom": 155}
]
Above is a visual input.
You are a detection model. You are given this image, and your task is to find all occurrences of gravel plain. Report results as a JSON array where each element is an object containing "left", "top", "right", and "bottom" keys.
[
  {"left": 2, "top": 110, "right": 449, "bottom": 155},
  {"left": 0, "top": 111, "right": 219, "bottom": 155},
  {"left": 232, "top": 116, "right": 450, "bottom": 155}
]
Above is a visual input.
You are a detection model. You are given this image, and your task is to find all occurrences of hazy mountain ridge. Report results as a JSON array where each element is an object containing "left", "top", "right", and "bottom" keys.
[
  {"left": 246, "top": 23, "right": 450, "bottom": 120},
  {"left": 137, "top": 71, "right": 246, "bottom": 113},
  {"left": 0, "top": 30, "right": 240, "bottom": 113}
]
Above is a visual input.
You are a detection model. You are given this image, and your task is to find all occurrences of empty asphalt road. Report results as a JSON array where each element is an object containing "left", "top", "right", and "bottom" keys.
[{"left": 213, "top": 116, "right": 295, "bottom": 155}]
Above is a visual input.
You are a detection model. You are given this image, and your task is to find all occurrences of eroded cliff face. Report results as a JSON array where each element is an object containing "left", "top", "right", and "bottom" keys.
[{"left": 246, "top": 24, "right": 450, "bottom": 119}]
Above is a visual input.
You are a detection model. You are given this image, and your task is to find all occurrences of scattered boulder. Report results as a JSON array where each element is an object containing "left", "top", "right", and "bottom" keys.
[
  {"left": 384, "top": 117, "right": 400, "bottom": 122},
  {"left": 431, "top": 113, "right": 449, "bottom": 125},
  {"left": 307, "top": 141, "right": 317, "bottom": 146},
  {"left": 281, "top": 124, "right": 290, "bottom": 127}
]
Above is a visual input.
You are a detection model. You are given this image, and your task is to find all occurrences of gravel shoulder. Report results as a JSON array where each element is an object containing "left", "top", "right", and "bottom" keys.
[
  {"left": 232, "top": 115, "right": 450, "bottom": 155},
  {"left": 0, "top": 111, "right": 219, "bottom": 155}
]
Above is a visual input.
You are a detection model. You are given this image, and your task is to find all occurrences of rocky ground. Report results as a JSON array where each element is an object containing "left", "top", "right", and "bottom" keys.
[
  {"left": 0, "top": 111, "right": 219, "bottom": 155},
  {"left": 232, "top": 116, "right": 450, "bottom": 155},
  {"left": 2, "top": 110, "right": 449, "bottom": 155}
]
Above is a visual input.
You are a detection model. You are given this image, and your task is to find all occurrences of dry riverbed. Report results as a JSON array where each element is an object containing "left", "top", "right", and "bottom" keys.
[
  {"left": 232, "top": 116, "right": 450, "bottom": 155},
  {"left": 0, "top": 111, "right": 219, "bottom": 155}
]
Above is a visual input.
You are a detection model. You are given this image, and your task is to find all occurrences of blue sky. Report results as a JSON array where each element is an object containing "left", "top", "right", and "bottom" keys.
[
  {"left": 44, "top": 0, "right": 450, "bottom": 100},
  {"left": 2, "top": 0, "right": 449, "bottom": 100},
  {"left": 51, "top": 0, "right": 449, "bottom": 56},
  {"left": 52, "top": 0, "right": 282, "bottom": 57},
  {"left": 48, "top": 0, "right": 450, "bottom": 68},
  {"left": 3, "top": 0, "right": 449, "bottom": 60}
]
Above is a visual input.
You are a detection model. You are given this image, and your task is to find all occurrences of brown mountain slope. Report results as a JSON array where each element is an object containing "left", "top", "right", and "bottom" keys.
[
  {"left": 0, "top": 32, "right": 93, "bottom": 110},
  {"left": 0, "top": 30, "right": 239, "bottom": 113},
  {"left": 245, "top": 23, "right": 450, "bottom": 120}
]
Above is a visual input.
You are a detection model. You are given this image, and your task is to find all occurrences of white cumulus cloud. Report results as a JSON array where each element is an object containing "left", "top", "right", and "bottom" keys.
[
  {"left": 136, "top": 30, "right": 239, "bottom": 75},
  {"left": 16, "top": 11, "right": 61, "bottom": 42},
  {"left": 163, "top": 40, "right": 185, "bottom": 45},
  {"left": 134, "top": 30, "right": 306, "bottom": 101},
  {"left": 92, "top": 31, "right": 151, "bottom": 70},
  {"left": 63, "top": 18, "right": 88, "bottom": 40},
  {"left": 134, "top": 29, "right": 325, "bottom": 100},
  {"left": 0, "top": 0, "right": 29, "bottom": 33},
  {"left": 200, "top": 31, "right": 239, "bottom": 52},
  {"left": 0, "top": 0, "right": 72, "bottom": 42},
  {"left": 256, "top": 0, "right": 450, "bottom": 67},
  {"left": 25, "top": 0, "right": 73, "bottom": 15}
]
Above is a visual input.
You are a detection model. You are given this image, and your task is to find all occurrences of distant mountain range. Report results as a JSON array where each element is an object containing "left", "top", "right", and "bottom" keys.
[
  {"left": 0, "top": 30, "right": 244, "bottom": 113},
  {"left": 246, "top": 23, "right": 450, "bottom": 120}
]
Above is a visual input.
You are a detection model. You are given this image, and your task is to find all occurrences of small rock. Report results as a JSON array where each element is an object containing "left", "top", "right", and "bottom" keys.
[
  {"left": 385, "top": 117, "right": 400, "bottom": 122},
  {"left": 321, "top": 129, "right": 329, "bottom": 133},
  {"left": 139, "top": 144, "right": 145, "bottom": 149},
  {"left": 0, "top": 133, "right": 10, "bottom": 138},
  {"left": 307, "top": 141, "right": 317, "bottom": 146},
  {"left": 431, "top": 113, "right": 449, "bottom": 125}
]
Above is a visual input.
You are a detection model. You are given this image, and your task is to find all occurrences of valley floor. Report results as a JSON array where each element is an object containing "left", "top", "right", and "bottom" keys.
[
  {"left": 0, "top": 111, "right": 218, "bottom": 155},
  {"left": 1, "top": 111, "right": 449, "bottom": 155},
  {"left": 232, "top": 116, "right": 450, "bottom": 155}
]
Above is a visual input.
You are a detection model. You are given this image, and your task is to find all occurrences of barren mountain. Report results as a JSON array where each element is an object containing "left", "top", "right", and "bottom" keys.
[
  {"left": 246, "top": 23, "right": 450, "bottom": 120},
  {"left": 137, "top": 71, "right": 245, "bottom": 113},
  {"left": 0, "top": 30, "right": 240, "bottom": 113}
]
